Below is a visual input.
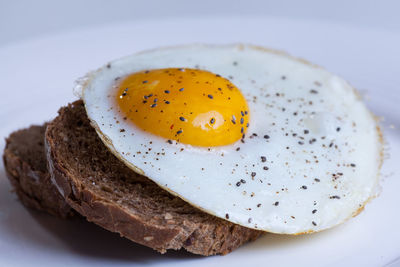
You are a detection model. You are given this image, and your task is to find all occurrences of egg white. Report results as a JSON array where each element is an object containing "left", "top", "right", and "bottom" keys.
[{"left": 79, "top": 44, "right": 382, "bottom": 234}]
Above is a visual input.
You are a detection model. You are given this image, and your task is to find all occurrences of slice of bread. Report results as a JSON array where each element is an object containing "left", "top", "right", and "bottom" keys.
[
  {"left": 3, "top": 125, "right": 74, "bottom": 218},
  {"left": 45, "top": 100, "right": 262, "bottom": 255}
]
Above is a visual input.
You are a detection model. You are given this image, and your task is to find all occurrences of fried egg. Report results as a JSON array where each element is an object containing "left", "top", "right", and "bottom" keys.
[{"left": 77, "top": 44, "right": 383, "bottom": 234}]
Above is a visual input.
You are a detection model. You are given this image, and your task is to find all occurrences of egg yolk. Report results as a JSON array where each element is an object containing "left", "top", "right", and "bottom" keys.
[{"left": 116, "top": 68, "right": 249, "bottom": 147}]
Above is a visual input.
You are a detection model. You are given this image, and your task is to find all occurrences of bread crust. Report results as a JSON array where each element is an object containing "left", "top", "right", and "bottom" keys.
[
  {"left": 45, "top": 101, "right": 262, "bottom": 255},
  {"left": 3, "top": 125, "right": 74, "bottom": 218}
]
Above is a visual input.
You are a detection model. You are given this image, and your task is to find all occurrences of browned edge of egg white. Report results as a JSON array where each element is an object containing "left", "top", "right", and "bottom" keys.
[{"left": 80, "top": 43, "right": 385, "bottom": 235}]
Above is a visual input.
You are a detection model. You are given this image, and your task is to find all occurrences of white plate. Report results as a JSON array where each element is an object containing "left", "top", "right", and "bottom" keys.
[{"left": 0, "top": 17, "right": 399, "bottom": 267}]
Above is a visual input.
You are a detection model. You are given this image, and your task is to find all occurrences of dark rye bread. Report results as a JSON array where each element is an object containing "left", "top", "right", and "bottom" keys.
[
  {"left": 45, "top": 100, "right": 263, "bottom": 255},
  {"left": 3, "top": 125, "right": 74, "bottom": 218}
]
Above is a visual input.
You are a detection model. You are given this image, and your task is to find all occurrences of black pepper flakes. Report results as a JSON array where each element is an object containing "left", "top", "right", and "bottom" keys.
[
  {"left": 151, "top": 104, "right": 157, "bottom": 108},
  {"left": 210, "top": 118, "right": 215, "bottom": 124},
  {"left": 225, "top": 213, "right": 230, "bottom": 219},
  {"left": 312, "top": 209, "right": 317, "bottom": 214},
  {"left": 329, "top": 195, "right": 341, "bottom": 199},
  {"left": 236, "top": 181, "right": 241, "bottom": 187},
  {"left": 309, "top": 138, "right": 317, "bottom": 144},
  {"left": 248, "top": 218, "right": 252, "bottom": 223},
  {"left": 301, "top": 185, "right": 308, "bottom": 190},
  {"left": 264, "top": 135, "right": 270, "bottom": 139},
  {"left": 240, "top": 117, "right": 244, "bottom": 124},
  {"left": 314, "top": 178, "right": 320, "bottom": 182},
  {"left": 240, "top": 179, "right": 246, "bottom": 184},
  {"left": 350, "top": 163, "right": 356, "bottom": 167},
  {"left": 261, "top": 156, "right": 266, "bottom": 162},
  {"left": 165, "top": 101, "right": 170, "bottom": 104},
  {"left": 304, "top": 129, "right": 309, "bottom": 134},
  {"left": 251, "top": 172, "right": 256, "bottom": 178},
  {"left": 231, "top": 115, "right": 236, "bottom": 124},
  {"left": 167, "top": 140, "right": 173, "bottom": 144},
  {"left": 336, "top": 127, "right": 341, "bottom": 132},
  {"left": 263, "top": 166, "right": 269, "bottom": 170},
  {"left": 179, "top": 116, "right": 186, "bottom": 122},
  {"left": 257, "top": 203, "right": 261, "bottom": 208},
  {"left": 164, "top": 90, "right": 170, "bottom": 94},
  {"left": 208, "top": 94, "right": 213, "bottom": 99},
  {"left": 312, "top": 221, "right": 317, "bottom": 226},
  {"left": 179, "top": 87, "right": 184, "bottom": 91},
  {"left": 274, "top": 201, "right": 279, "bottom": 206},
  {"left": 176, "top": 130, "right": 183, "bottom": 135}
]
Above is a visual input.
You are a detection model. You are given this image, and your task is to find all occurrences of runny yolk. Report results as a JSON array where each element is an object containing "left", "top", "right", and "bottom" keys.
[{"left": 116, "top": 68, "right": 250, "bottom": 147}]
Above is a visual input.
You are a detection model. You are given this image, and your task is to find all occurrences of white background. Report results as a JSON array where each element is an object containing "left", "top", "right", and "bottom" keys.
[{"left": 1, "top": 0, "right": 400, "bottom": 46}]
